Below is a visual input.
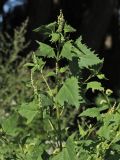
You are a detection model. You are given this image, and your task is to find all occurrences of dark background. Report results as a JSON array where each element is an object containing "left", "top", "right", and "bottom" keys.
[{"left": 0, "top": 0, "right": 120, "bottom": 93}]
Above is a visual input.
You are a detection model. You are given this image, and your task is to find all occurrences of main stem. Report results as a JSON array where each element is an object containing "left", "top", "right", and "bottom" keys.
[{"left": 55, "top": 61, "right": 62, "bottom": 151}]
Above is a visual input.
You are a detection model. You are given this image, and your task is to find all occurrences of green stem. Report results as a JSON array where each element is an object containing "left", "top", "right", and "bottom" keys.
[
  {"left": 101, "top": 91, "right": 111, "bottom": 108},
  {"left": 56, "top": 105, "right": 62, "bottom": 150},
  {"left": 41, "top": 69, "right": 53, "bottom": 97},
  {"left": 48, "top": 118, "right": 60, "bottom": 148},
  {"left": 55, "top": 61, "right": 62, "bottom": 151}
]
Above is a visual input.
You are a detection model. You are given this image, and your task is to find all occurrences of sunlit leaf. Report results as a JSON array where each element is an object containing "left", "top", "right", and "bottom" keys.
[
  {"left": 74, "top": 37, "right": 103, "bottom": 68},
  {"left": 64, "top": 23, "right": 76, "bottom": 33},
  {"left": 36, "top": 42, "right": 55, "bottom": 58},
  {"left": 19, "top": 101, "right": 39, "bottom": 124},
  {"left": 60, "top": 41, "right": 75, "bottom": 60},
  {"left": 80, "top": 107, "right": 100, "bottom": 118},
  {"left": 87, "top": 81, "right": 104, "bottom": 92},
  {"left": 56, "top": 77, "right": 81, "bottom": 108}
]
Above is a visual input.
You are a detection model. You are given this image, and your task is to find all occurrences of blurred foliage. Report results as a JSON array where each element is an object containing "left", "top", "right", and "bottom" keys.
[{"left": 0, "top": 19, "right": 32, "bottom": 121}]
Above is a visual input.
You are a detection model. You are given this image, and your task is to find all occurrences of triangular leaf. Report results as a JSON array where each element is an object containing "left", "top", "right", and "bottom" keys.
[
  {"left": 18, "top": 101, "right": 39, "bottom": 124},
  {"left": 36, "top": 42, "right": 55, "bottom": 58},
  {"left": 2, "top": 114, "right": 19, "bottom": 136},
  {"left": 60, "top": 41, "right": 75, "bottom": 60},
  {"left": 56, "top": 77, "right": 81, "bottom": 108}
]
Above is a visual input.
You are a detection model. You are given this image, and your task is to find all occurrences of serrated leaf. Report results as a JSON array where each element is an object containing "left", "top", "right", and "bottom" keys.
[
  {"left": 75, "top": 37, "right": 96, "bottom": 56},
  {"left": 78, "top": 53, "right": 103, "bottom": 69},
  {"left": 18, "top": 101, "right": 39, "bottom": 124},
  {"left": 2, "top": 114, "right": 19, "bottom": 136},
  {"left": 56, "top": 77, "right": 81, "bottom": 108},
  {"left": 36, "top": 42, "right": 55, "bottom": 58},
  {"left": 60, "top": 41, "right": 75, "bottom": 60},
  {"left": 75, "top": 37, "right": 103, "bottom": 68},
  {"left": 80, "top": 107, "right": 100, "bottom": 118},
  {"left": 64, "top": 23, "right": 76, "bottom": 33},
  {"left": 87, "top": 81, "right": 104, "bottom": 92}
]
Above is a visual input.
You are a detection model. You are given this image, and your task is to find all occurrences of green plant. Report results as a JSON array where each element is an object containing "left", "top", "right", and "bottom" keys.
[
  {"left": 0, "top": 19, "right": 32, "bottom": 120},
  {"left": 1, "top": 10, "right": 120, "bottom": 160}
]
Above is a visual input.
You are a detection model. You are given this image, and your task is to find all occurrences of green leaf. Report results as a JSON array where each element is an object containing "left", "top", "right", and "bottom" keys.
[
  {"left": 46, "top": 71, "right": 56, "bottom": 77},
  {"left": 50, "top": 33, "right": 60, "bottom": 43},
  {"left": 78, "top": 124, "right": 87, "bottom": 137},
  {"left": 33, "top": 25, "right": 50, "bottom": 37},
  {"left": 78, "top": 53, "right": 103, "bottom": 69},
  {"left": 112, "top": 144, "right": 120, "bottom": 152},
  {"left": 52, "top": 137, "right": 77, "bottom": 160},
  {"left": 40, "top": 94, "right": 53, "bottom": 107},
  {"left": 32, "top": 54, "right": 45, "bottom": 71},
  {"left": 56, "top": 77, "right": 81, "bottom": 108},
  {"left": 59, "top": 66, "right": 68, "bottom": 73},
  {"left": 36, "top": 42, "right": 55, "bottom": 58},
  {"left": 87, "top": 81, "right": 104, "bottom": 92},
  {"left": 37, "top": 58, "right": 45, "bottom": 69},
  {"left": 97, "top": 124, "right": 113, "bottom": 140},
  {"left": 97, "top": 74, "right": 106, "bottom": 80},
  {"left": 60, "top": 41, "right": 75, "bottom": 60},
  {"left": 46, "top": 22, "right": 57, "bottom": 31},
  {"left": 24, "top": 63, "right": 34, "bottom": 67},
  {"left": 64, "top": 23, "right": 76, "bottom": 33},
  {"left": 112, "top": 132, "right": 120, "bottom": 143},
  {"left": 75, "top": 37, "right": 103, "bottom": 68},
  {"left": 33, "top": 22, "right": 57, "bottom": 36},
  {"left": 66, "top": 137, "right": 78, "bottom": 160},
  {"left": 80, "top": 107, "right": 100, "bottom": 118},
  {"left": 18, "top": 101, "right": 39, "bottom": 124},
  {"left": 2, "top": 114, "right": 19, "bottom": 136}
]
